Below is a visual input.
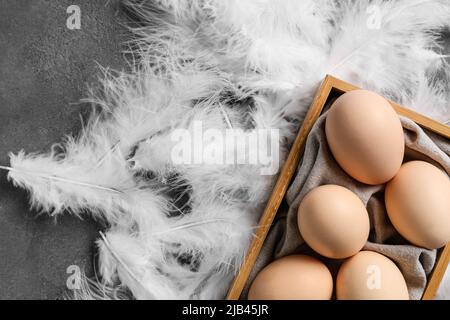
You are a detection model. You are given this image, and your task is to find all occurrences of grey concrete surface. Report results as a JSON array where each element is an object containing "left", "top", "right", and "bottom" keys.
[{"left": 0, "top": 0, "right": 125, "bottom": 299}]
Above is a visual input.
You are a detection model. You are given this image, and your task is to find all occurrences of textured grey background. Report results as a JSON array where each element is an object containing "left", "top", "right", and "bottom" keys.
[
  {"left": 0, "top": 0, "right": 449, "bottom": 300},
  {"left": 0, "top": 0, "right": 125, "bottom": 299}
]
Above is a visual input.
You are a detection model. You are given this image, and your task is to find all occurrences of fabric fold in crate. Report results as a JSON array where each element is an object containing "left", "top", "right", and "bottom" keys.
[{"left": 242, "top": 115, "right": 450, "bottom": 300}]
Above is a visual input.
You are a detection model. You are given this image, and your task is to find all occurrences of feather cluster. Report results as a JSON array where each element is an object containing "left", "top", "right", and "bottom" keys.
[{"left": 6, "top": 0, "right": 450, "bottom": 299}]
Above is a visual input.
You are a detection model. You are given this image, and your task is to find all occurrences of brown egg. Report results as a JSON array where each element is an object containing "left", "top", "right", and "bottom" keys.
[
  {"left": 248, "top": 255, "right": 333, "bottom": 300},
  {"left": 385, "top": 161, "right": 450, "bottom": 249},
  {"left": 336, "top": 251, "right": 409, "bottom": 300},
  {"left": 298, "top": 185, "right": 370, "bottom": 259},
  {"left": 325, "top": 90, "right": 404, "bottom": 185}
]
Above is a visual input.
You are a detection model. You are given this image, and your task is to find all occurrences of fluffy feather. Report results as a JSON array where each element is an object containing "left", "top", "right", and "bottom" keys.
[
  {"left": 325, "top": 0, "right": 450, "bottom": 111},
  {"left": 8, "top": 60, "right": 272, "bottom": 299}
]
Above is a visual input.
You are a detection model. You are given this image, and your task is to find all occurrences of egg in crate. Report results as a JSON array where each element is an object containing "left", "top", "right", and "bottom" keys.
[
  {"left": 248, "top": 255, "right": 333, "bottom": 300},
  {"left": 325, "top": 90, "right": 405, "bottom": 185},
  {"left": 385, "top": 161, "right": 450, "bottom": 249},
  {"left": 297, "top": 185, "right": 370, "bottom": 259},
  {"left": 336, "top": 251, "right": 409, "bottom": 300}
]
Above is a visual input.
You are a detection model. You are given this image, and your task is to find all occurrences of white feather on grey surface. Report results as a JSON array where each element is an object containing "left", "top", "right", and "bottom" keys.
[{"left": 4, "top": 0, "right": 450, "bottom": 299}]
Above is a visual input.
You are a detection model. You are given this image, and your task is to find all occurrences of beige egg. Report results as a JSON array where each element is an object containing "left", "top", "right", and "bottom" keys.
[
  {"left": 298, "top": 185, "right": 370, "bottom": 259},
  {"left": 248, "top": 255, "right": 333, "bottom": 300},
  {"left": 336, "top": 251, "right": 409, "bottom": 300},
  {"left": 385, "top": 161, "right": 450, "bottom": 249},
  {"left": 325, "top": 90, "right": 404, "bottom": 185}
]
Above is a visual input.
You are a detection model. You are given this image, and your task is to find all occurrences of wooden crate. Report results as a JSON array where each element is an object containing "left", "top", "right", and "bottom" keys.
[{"left": 226, "top": 75, "right": 450, "bottom": 300}]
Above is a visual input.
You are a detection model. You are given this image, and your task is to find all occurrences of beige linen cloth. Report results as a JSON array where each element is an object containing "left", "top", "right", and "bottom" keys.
[{"left": 242, "top": 114, "right": 450, "bottom": 300}]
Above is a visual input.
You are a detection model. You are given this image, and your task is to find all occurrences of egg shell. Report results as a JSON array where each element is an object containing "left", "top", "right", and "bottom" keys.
[
  {"left": 248, "top": 255, "right": 333, "bottom": 300},
  {"left": 298, "top": 185, "right": 370, "bottom": 259},
  {"left": 325, "top": 90, "right": 405, "bottom": 185},
  {"left": 336, "top": 251, "right": 409, "bottom": 300},
  {"left": 385, "top": 161, "right": 450, "bottom": 249}
]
